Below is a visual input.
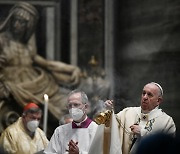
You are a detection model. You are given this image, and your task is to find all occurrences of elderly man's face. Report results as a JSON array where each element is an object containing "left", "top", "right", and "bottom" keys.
[
  {"left": 26, "top": 112, "right": 41, "bottom": 120},
  {"left": 67, "top": 92, "right": 88, "bottom": 122},
  {"left": 141, "top": 83, "right": 162, "bottom": 112},
  {"left": 24, "top": 112, "right": 42, "bottom": 124},
  {"left": 67, "top": 92, "right": 85, "bottom": 110},
  {"left": 22, "top": 111, "right": 42, "bottom": 132}
]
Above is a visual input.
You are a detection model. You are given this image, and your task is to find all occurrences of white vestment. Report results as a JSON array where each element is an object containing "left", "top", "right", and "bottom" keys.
[
  {"left": 117, "top": 107, "right": 176, "bottom": 154},
  {"left": 44, "top": 121, "right": 98, "bottom": 154},
  {"left": 88, "top": 107, "right": 176, "bottom": 154},
  {"left": 88, "top": 111, "right": 122, "bottom": 154}
]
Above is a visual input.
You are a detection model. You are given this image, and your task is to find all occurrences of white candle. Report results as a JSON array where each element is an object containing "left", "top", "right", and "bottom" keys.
[{"left": 43, "top": 94, "right": 49, "bottom": 136}]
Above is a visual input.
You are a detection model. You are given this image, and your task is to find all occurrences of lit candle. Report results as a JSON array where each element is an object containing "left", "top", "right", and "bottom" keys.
[{"left": 43, "top": 94, "right": 49, "bottom": 136}]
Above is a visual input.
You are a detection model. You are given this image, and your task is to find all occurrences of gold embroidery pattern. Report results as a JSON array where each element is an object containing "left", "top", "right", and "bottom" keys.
[{"left": 144, "top": 119, "right": 155, "bottom": 132}]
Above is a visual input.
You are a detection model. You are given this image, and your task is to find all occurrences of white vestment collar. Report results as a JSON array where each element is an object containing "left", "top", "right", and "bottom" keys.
[{"left": 136, "top": 106, "right": 163, "bottom": 121}]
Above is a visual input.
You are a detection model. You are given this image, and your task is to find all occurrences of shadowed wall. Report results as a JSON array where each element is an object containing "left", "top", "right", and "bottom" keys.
[{"left": 113, "top": 0, "right": 180, "bottom": 135}]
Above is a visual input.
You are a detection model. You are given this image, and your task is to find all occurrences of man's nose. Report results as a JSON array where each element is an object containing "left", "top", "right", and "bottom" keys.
[
  {"left": 71, "top": 104, "right": 76, "bottom": 108},
  {"left": 143, "top": 94, "right": 148, "bottom": 99}
]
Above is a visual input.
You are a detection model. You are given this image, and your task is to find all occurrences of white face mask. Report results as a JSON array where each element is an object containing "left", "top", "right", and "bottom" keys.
[
  {"left": 69, "top": 108, "right": 85, "bottom": 121},
  {"left": 27, "top": 120, "right": 39, "bottom": 132}
]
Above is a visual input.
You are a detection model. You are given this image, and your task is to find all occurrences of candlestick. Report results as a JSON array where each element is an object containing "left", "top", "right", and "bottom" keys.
[{"left": 43, "top": 94, "right": 48, "bottom": 136}]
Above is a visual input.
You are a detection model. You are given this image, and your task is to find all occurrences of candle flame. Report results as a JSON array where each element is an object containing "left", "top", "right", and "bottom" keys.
[{"left": 44, "top": 94, "right": 49, "bottom": 102}]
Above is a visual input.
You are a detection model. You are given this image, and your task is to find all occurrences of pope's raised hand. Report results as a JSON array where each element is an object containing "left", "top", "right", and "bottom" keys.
[{"left": 104, "top": 100, "right": 114, "bottom": 110}]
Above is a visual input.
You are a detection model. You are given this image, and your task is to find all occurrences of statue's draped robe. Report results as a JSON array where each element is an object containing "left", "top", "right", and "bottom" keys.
[{"left": 0, "top": 33, "right": 69, "bottom": 119}]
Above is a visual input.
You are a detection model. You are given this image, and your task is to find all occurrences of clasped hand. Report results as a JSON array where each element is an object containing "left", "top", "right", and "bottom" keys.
[{"left": 67, "top": 140, "right": 79, "bottom": 154}]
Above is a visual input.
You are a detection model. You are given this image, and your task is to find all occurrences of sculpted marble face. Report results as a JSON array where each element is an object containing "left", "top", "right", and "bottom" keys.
[
  {"left": 10, "top": 15, "right": 28, "bottom": 39},
  {"left": 141, "top": 83, "right": 162, "bottom": 112}
]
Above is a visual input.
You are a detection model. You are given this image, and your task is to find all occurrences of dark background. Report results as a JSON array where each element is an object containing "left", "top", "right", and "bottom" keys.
[{"left": 113, "top": 0, "right": 180, "bottom": 135}]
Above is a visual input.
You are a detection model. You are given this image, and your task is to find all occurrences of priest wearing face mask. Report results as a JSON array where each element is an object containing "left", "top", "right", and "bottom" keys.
[
  {"left": 0, "top": 102, "right": 49, "bottom": 154},
  {"left": 44, "top": 89, "right": 98, "bottom": 154}
]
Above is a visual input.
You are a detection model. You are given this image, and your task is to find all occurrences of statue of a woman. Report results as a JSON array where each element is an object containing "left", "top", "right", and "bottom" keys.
[{"left": 0, "top": 2, "right": 81, "bottom": 125}]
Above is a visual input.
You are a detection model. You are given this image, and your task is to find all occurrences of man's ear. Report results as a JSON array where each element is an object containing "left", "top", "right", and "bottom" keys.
[
  {"left": 84, "top": 103, "right": 89, "bottom": 111},
  {"left": 85, "top": 103, "right": 89, "bottom": 109},
  {"left": 158, "top": 97, "right": 163, "bottom": 104}
]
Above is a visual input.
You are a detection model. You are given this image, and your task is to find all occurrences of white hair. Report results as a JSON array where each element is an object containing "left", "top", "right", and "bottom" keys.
[
  {"left": 68, "top": 89, "right": 89, "bottom": 104},
  {"left": 151, "top": 82, "right": 163, "bottom": 96}
]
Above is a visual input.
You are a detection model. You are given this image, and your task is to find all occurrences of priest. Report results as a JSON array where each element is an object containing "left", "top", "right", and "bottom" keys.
[
  {"left": 44, "top": 90, "right": 98, "bottom": 154},
  {"left": 91, "top": 82, "right": 176, "bottom": 154},
  {"left": 0, "top": 102, "right": 49, "bottom": 154}
]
